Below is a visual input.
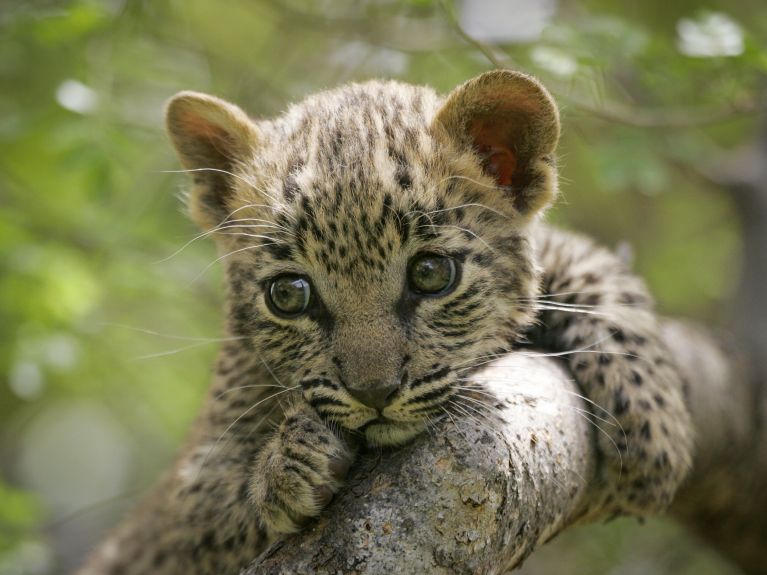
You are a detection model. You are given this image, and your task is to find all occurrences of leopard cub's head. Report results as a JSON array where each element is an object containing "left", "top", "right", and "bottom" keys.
[{"left": 166, "top": 71, "right": 560, "bottom": 445}]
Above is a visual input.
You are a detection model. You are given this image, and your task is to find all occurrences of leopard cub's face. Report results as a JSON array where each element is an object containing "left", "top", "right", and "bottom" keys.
[{"left": 166, "top": 71, "right": 560, "bottom": 445}]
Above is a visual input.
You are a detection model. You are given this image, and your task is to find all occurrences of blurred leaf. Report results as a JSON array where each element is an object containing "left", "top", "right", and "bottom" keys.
[
  {"left": 0, "top": 479, "right": 41, "bottom": 552},
  {"left": 0, "top": 0, "right": 764, "bottom": 572}
]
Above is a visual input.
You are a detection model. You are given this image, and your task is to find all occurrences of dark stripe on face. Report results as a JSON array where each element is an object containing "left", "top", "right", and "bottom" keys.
[
  {"left": 410, "top": 402, "right": 450, "bottom": 415},
  {"left": 301, "top": 378, "right": 340, "bottom": 391},
  {"left": 404, "top": 384, "right": 454, "bottom": 407},
  {"left": 438, "top": 299, "right": 484, "bottom": 318},
  {"left": 405, "top": 384, "right": 455, "bottom": 413},
  {"left": 307, "top": 396, "right": 347, "bottom": 410},
  {"left": 264, "top": 242, "right": 293, "bottom": 260},
  {"left": 428, "top": 317, "right": 477, "bottom": 330},
  {"left": 438, "top": 328, "right": 473, "bottom": 338},
  {"left": 440, "top": 282, "right": 481, "bottom": 312},
  {"left": 409, "top": 366, "right": 451, "bottom": 389}
]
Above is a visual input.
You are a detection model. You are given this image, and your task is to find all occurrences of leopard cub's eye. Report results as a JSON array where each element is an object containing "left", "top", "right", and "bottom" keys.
[
  {"left": 408, "top": 253, "right": 458, "bottom": 296},
  {"left": 267, "top": 275, "right": 311, "bottom": 317}
]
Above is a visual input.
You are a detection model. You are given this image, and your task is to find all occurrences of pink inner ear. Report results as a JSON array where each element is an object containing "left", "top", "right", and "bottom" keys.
[
  {"left": 478, "top": 145, "right": 517, "bottom": 187},
  {"left": 470, "top": 120, "right": 518, "bottom": 187}
]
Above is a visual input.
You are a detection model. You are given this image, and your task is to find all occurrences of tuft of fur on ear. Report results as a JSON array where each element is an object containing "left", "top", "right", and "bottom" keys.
[
  {"left": 433, "top": 70, "right": 560, "bottom": 218},
  {"left": 165, "top": 91, "right": 260, "bottom": 230}
]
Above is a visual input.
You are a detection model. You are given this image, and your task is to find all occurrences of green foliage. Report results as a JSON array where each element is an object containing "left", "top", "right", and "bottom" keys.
[
  {"left": 0, "top": 0, "right": 763, "bottom": 572},
  {"left": 0, "top": 479, "right": 41, "bottom": 552}
]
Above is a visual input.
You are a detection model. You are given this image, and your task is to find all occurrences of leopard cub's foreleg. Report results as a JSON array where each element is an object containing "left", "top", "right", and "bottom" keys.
[
  {"left": 532, "top": 226, "right": 694, "bottom": 518},
  {"left": 250, "top": 404, "right": 354, "bottom": 537}
]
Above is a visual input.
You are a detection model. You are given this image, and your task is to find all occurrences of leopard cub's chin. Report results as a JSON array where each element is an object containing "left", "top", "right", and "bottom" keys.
[{"left": 361, "top": 420, "right": 429, "bottom": 446}]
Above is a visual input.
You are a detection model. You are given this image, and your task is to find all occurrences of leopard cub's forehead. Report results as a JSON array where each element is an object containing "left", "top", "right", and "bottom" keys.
[
  {"left": 227, "top": 81, "right": 479, "bottom": 292},
  {"left": 255, "top": 80, "right": 446, "bottom": 208}
]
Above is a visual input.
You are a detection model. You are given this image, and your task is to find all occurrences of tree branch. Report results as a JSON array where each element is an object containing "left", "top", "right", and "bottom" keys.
[{"left": 244, "top": 320, "right": 764, "bottom": 574}]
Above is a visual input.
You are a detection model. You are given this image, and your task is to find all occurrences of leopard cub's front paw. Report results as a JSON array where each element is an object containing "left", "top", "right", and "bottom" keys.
[{"left": 250, "top": 409, "right": 353, "bottom": 537}]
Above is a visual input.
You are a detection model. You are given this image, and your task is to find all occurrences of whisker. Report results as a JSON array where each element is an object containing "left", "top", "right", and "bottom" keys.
[
  {"left": 188, "top": 243, "right": 278, "bottom": 285},
  {"left": 218, "top": 216, "right": 293, "bottom": 231},
  {"left": 454, "top": 393, "right": 501, "bottom": 414},
  {"left": 517, "top": 290, "right": 644, "bottom": 309},
  {"left": 422, "top": 412, "right": 440, "bottom": 439},
  {"left": 239, "top": 401, "right": 282, "bottom": 445},
  {"left": 521, "top": 290, "right": 602, "bottom": 300},
  {"left": 101, "top": 323, "right": 246, "bottom": 343},
  {"left": 453, "top": 385, "right": 500, "bottom": 401},
  {"left": 574, "top": 406, "right": 617, "bottom": 428},
  {"left": 213, "top": 231, "right": 282, "bottom": 241},
  {"left": 213, "top": 384, "right": 289, "bottom": 400},
  {"left": 532, "top": 305, "right": 610, "bottom": 318},
  {"left": 259, "top": 357, "right": 289, "bottom": 389},
  {"left": 161, "top": 167, "right": 280, "bottom": 204},
  {"left": 423, "top": 201, "right": 511, "bottom": 221},
  {"left": 573, "top": 409, "right": 624, "bottom": 482},
  {"left": 154, "top": 217, "right": 289, "bottom": 265},
  {"left": 561, "top": 390, "right": 624, "bottom": 424},
  {"left": 427, "top": 224, "right": 496, "bottom": 253},
  {"left": 133, "top": 340, "right": 227, "bottom": 360},
  {"left": 215, "top": 223, "right": 294, "bottom": 235},
  {"left": 521, "top": 299, "right": 600, "bottom": 310},
  {"left": 452, "top": 396, "right": 503, "bottom": 422},
  {"left": 455, "top": 353, "right": 519, "bottom": 373},
  {"left": 458, "top": 331, "right": 627, "bottom": 373},
  {"left": 439, "top": 405, "right": 472, "bottom": 445},
  {"left": 438, "top": 174, "right": 501, "bottom": 192},
  {"left": 516, "top": 348, "right": 640, "bottom": 360},
  {"left": 451, "top": 348, "right": 511, "bottom": 369},
  {"left": 195, "top": 385, "right": 300, "bottom": 482},
  {"left": 155, "top": 227, "right": 229, "bottom": 265},
  {"left": 448, "top": 399, "right": 498, "bottom": 435}
]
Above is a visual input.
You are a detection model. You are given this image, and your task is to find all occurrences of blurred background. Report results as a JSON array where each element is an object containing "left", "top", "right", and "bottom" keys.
[{"left": 1, "top": 0, "right": 764, "bottom": 573}]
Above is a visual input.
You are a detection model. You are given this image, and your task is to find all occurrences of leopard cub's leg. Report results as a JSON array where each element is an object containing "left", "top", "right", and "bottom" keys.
[
  {"left": 250, "top": 404, "right": 353, "bottom": 537},
  {"left": 532, "top": 226, "right": 694, "bottom": 518}
]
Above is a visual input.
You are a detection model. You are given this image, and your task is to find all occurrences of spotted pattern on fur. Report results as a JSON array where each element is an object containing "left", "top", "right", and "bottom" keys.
[
  {"left": 529, "top": 226, "right": 693, "bottom": 517},
  {"left": 78, "top": 73, "right": 693, "bottom": 575}
]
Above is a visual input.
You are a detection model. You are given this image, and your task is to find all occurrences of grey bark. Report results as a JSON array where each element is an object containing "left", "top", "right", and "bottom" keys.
[{"left": 244, "top": 320, "right": 764, "bottom": 575}]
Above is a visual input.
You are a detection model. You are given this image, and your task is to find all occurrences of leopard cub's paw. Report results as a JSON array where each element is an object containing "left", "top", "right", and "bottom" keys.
[
  {"left": 595, "top": 359, "right": 694, "bottom": 517},
  {"left": 250, "top": 410, "right": 352, "bottom": 537}
]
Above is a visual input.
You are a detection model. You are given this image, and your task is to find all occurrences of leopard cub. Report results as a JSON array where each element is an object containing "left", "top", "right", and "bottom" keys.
[{"left": 78, "top": 71, "right": 693, "bottom": 575}]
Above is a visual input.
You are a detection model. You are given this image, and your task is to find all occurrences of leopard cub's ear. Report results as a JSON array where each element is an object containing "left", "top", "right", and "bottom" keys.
[
  {"left": 432, "top": 70, "right": 560, "bottom": 219},
  {"left": 165, "top": 91, "right": 260, "bottom": 230}
]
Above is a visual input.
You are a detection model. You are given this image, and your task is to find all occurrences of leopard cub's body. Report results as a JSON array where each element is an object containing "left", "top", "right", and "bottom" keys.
[{"left": 78, "top": 71, "right": 693, "bottom": 574}]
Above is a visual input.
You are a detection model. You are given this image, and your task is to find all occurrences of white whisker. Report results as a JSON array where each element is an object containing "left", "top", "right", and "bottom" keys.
[
  {"left": 195, "top": 385, "right": 300, "bottom": 481},
  {"left": 214, "top": 384, "right": 289, "bottom": 400},
  {"left": 438, "top": 174, "right": 500, "bottom": 191},
  {"left": 101, "top": 323, "right": 245, "bottom": 343},
  {"left": 428, "top": 224, "right": 496, "bottom": 253},
  {"left": 188, "top": 243, "right": 278, "bottom": 285},
  {"left": 423, "top": 202, "right": 510, "bottom": 221},
  {"left": 133, "top": 340, "right": 227, "bottom": 360},
  {"left": 160, "top": 167, "right": 280, "bottom": 204}
]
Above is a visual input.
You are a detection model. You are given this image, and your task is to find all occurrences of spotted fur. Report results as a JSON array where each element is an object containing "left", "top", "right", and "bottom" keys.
[{"left": 78, "top": 71, "right": 693, "bottom": 574}]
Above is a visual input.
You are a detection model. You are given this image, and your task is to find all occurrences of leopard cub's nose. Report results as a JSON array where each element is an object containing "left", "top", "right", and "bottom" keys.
[{"left": 347, "top": 380, "right": 399, "bottom": 411}]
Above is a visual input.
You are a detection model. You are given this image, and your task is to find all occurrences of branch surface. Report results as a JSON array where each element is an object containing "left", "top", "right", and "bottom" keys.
[{"left": 245, "top": 320, "right": 761, "bottom": 574}]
